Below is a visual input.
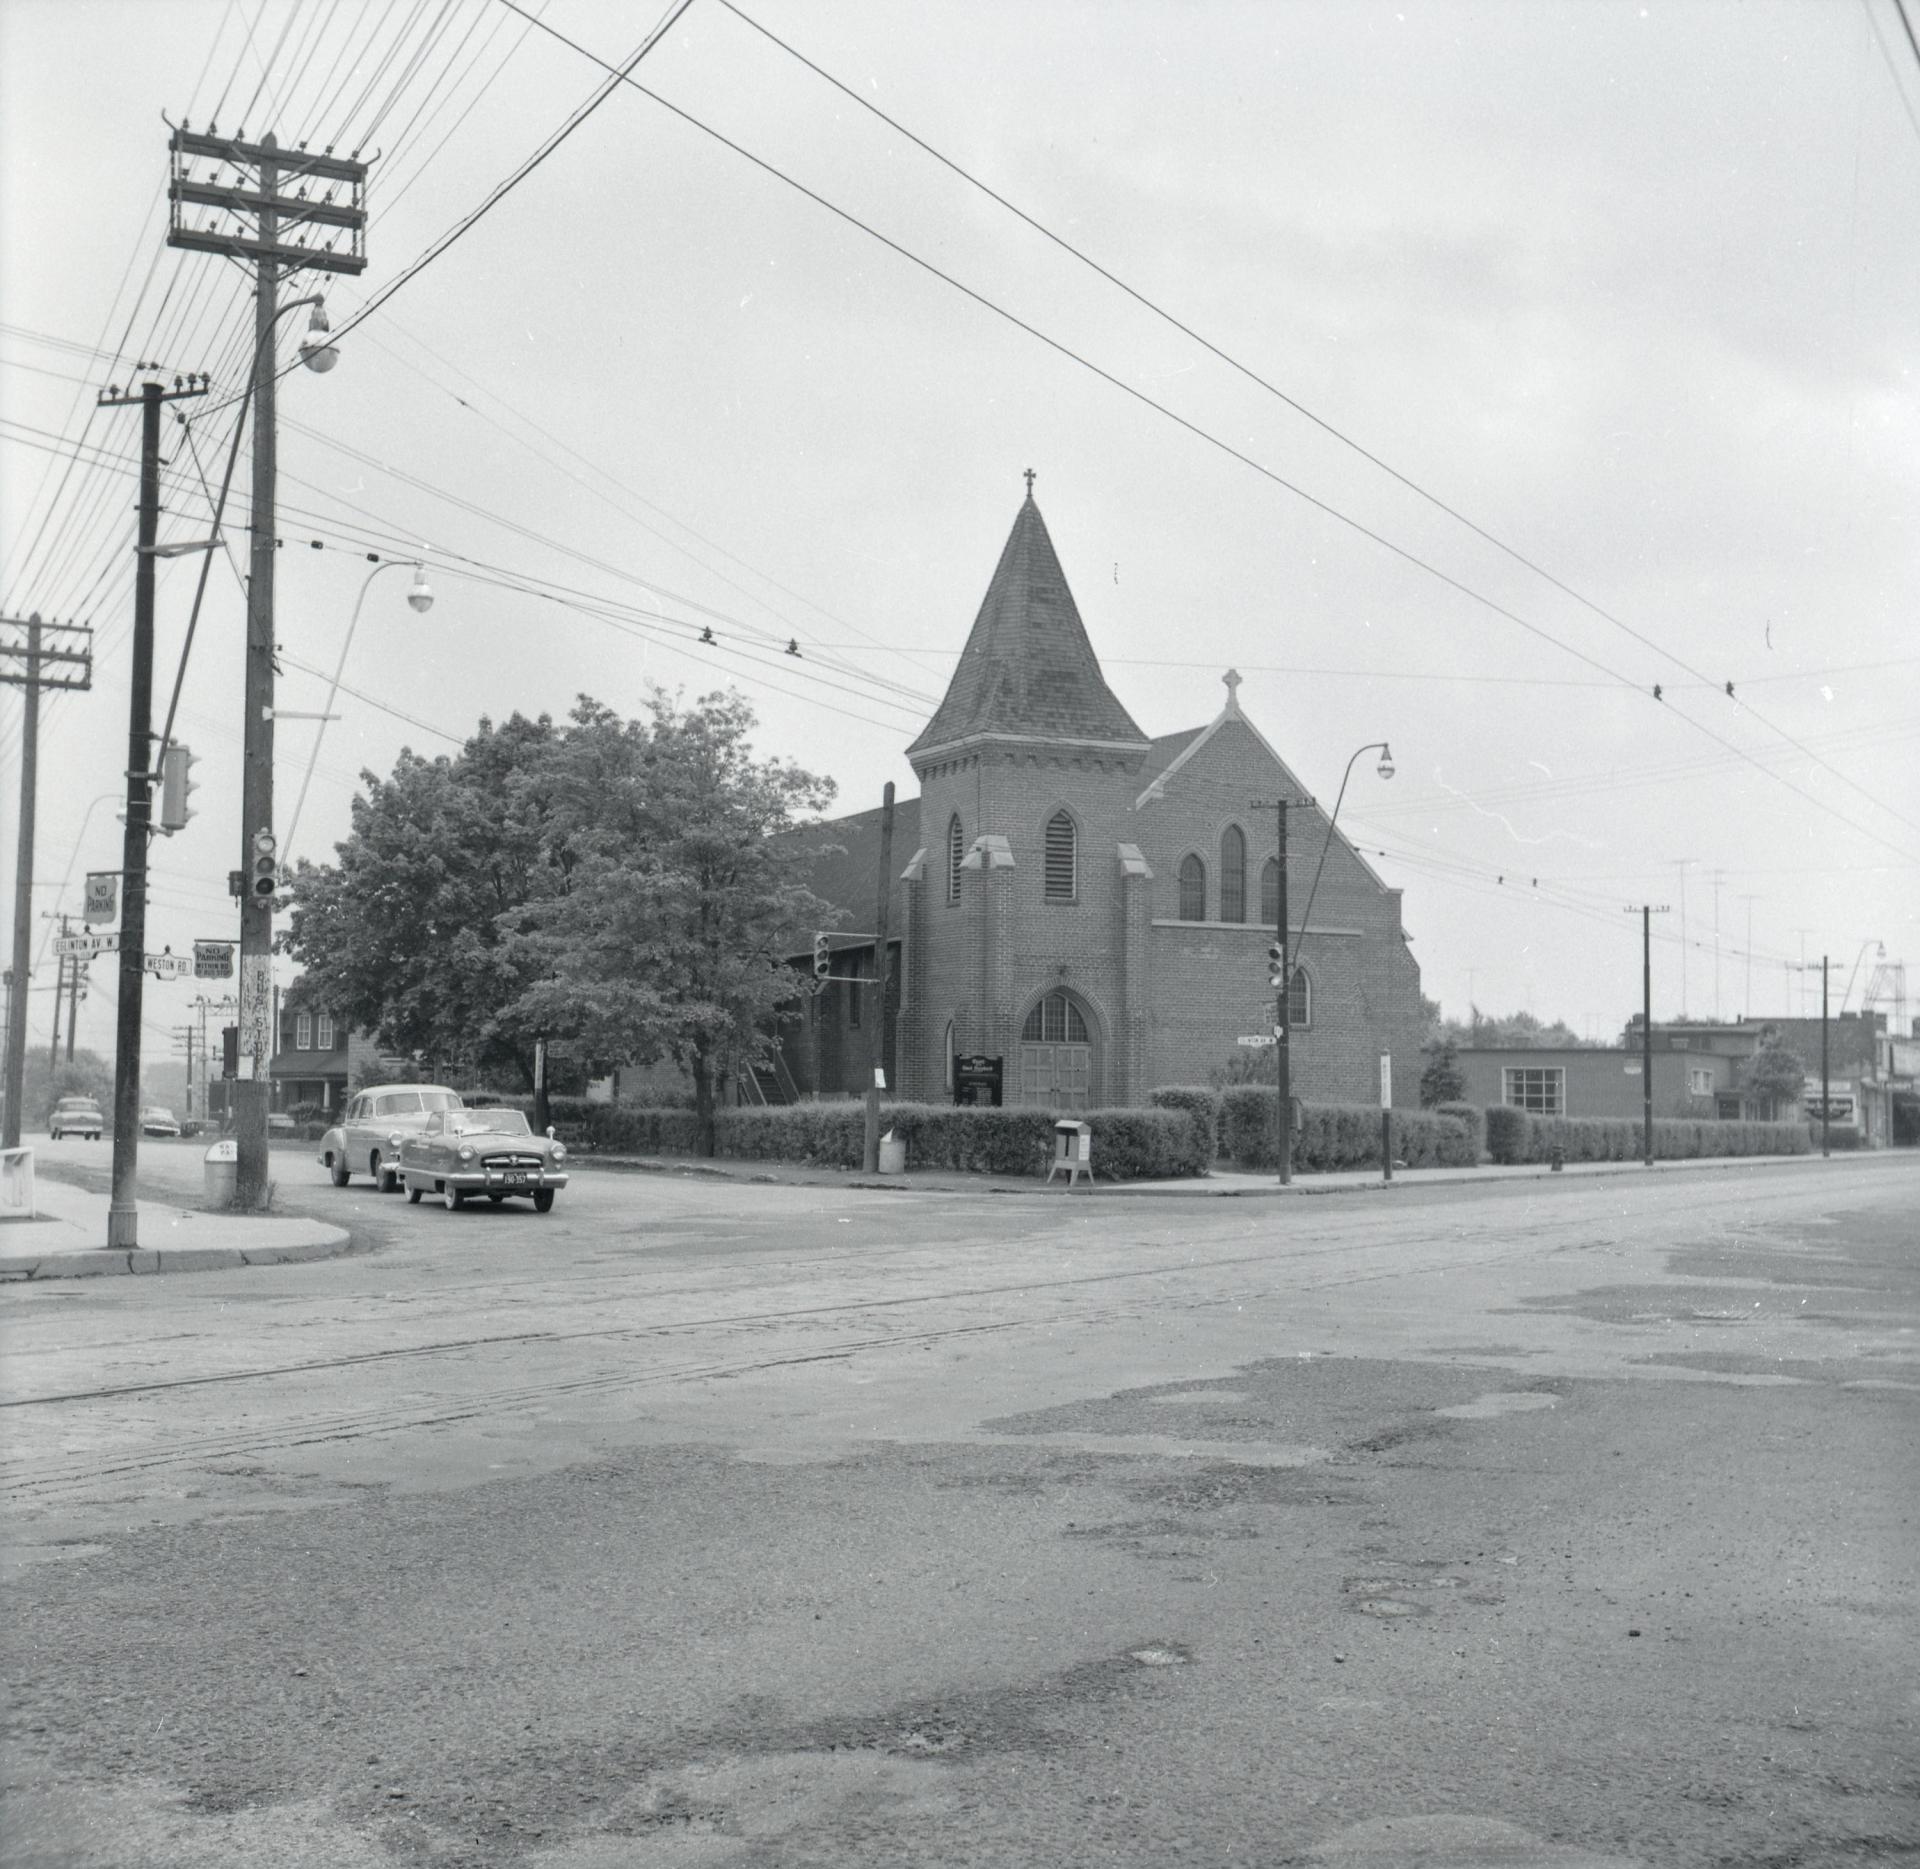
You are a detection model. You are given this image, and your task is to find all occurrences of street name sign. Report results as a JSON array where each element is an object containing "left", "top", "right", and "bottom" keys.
[
  {"left": 144, "top": 952, "right": 190, "bottom": 980},
  {"left": 55, "top": 931, "right": 119, "bottom": 958},
  {"left": 1236, "top": 1034, "right": 1276, "bottom": 1047}
]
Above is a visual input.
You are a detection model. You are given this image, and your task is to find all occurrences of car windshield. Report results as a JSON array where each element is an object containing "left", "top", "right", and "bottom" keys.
[
  {"left": 57, "top": 1098, "right": 100, "bottom": 1110},
  {"left": 419, "top": 1091, "right": 463, "bottom": 1113},
  {"left": 447, "top": 1110, "right": 533, "bottom": 1138}
]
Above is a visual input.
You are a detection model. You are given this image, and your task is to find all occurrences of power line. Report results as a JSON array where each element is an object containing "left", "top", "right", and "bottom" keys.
[{"left": 498, "top": 1, "right": 1920, "bottom": 866}]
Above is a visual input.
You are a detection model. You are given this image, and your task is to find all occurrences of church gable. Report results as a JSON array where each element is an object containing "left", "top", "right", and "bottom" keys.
[{"left": 908, "top": 485, "right": 1148, "bottom": 763}]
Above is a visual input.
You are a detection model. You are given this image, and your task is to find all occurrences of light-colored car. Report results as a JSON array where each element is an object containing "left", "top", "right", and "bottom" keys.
[
  {"left": 397, "top": 1107, "right": 568, "bottom": 1213},
  {"left": 319, "top": 1083, "right": 464, "bottom": 1193},
  {"left": 140, "top": 1106, "right": 181, "bottom": 1137},
  {"left": 50, "top": 1096, "right": 104, "bottom": 1140}
]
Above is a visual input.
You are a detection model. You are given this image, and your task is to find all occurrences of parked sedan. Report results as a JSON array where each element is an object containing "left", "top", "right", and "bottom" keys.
[
  {"left": 397, "top": 1108, "right": 568, "bottom": 1213},
  {"left": 140, "top": 1106, "right": 182, "bottom": 1137},
  {"left": 49, "top": 1096, "right": 104, "bottom": 1140},
  {"left": 319, "top": 1083, "right": 464, "bottom": 1193}
]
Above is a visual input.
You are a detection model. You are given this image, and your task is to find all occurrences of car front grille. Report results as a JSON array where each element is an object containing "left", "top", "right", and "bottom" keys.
[{"left": 481, "top": 1152, "right": 546, "bottom": 1170}]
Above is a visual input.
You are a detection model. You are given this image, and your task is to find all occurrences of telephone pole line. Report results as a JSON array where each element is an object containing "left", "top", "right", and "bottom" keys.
[
  {"left": 1624, "top": 904, "right": 1671, "bottom": 1167},
  {"left": 862, "top": 783, "right": 897, "bottom": 1175},
  {"left": 1255, "top": 794, "right": 1312, "bottom": 1186},
  {"left": 2, "top": 613, "right": 92, "bottom": 1148},
  {"left": 166, "top": 121, "right": 367, "bottom": 1207},
  {"left": 96, "top": 370, "right": 208, "bottom": 1246}
]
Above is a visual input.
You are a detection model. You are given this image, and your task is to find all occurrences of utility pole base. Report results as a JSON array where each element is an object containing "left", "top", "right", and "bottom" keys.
[{"left": 106, "top": 1207, "right": 138, "bottom": 1250}]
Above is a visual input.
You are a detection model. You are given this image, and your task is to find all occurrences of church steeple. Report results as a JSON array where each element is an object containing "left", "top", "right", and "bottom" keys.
[{"left": 908, "top": 481, "right": 1148, "bottom": 766}]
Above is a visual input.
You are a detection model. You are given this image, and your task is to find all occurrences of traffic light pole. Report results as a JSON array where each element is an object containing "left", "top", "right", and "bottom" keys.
[
  {"left": 862, "top": 783, "right": 895, "bottom": 1174},
  {"left": 2, "top": 616, "right": 41, "bottom": 1152},
  {"left": 1275, "top": 798, "right": 1292, "bottom": 1186}
]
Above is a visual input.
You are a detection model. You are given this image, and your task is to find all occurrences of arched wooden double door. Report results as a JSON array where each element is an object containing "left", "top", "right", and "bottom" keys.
[{"left": 1017, "top": 989, "right": 1097, "bottom": 1110}]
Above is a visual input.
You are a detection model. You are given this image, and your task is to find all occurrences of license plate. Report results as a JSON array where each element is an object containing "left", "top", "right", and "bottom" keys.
[{"left": 501, "top": 1172, "right": 529, "bottom": 1188}]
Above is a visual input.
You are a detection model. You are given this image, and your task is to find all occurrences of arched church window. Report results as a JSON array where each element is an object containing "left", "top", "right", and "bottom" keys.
[
  {"left": 1288, "top": 966, "right": 1312, "bottom": 1029},
  {"left": 1043, "top": 810, "right": 1076, "bottom": 901},
  {"left": 1021, "top": 991, "right": 1089, "bottom": 1043},
  {"left": 1219, "top": 825, "right": 1246, "bottom": 922},
  {"left": 1178, "top": 854, "right": 1206, "bottom": 922},
  {"left": 947, "top": 814, "right": 964, "bottom": 905},
  {"left": 1260, "top": 857, "right": 1280, "bottom": 928}
]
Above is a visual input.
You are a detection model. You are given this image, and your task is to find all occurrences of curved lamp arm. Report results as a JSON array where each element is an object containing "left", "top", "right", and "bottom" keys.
[
  {"left": 282, "top": 558, "right": 431, "bottom": 857},
  {"left": 1289, "top": 741, "right": 1393, "bottom": 977}
]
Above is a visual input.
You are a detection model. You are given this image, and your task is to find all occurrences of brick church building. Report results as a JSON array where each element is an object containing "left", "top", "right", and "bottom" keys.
[{"left": 779, "top": 486, "right": 1426, "bottom": 1111}]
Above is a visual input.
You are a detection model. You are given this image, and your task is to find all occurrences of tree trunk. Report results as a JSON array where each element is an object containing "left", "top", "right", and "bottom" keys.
[{"left": 691, "top": 1048, "right": 716, "bottom": 1157}]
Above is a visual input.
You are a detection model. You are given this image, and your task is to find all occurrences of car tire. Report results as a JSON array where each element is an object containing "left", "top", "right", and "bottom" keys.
[
  {"left": 488, "top": 1193, "right": 505, "bottom": 1204},
  {"left": 442, "top": 1185, "right": 463, "bottom": 1211},
  {"left": 533, "top": 1189, "right": 555, "bottom": 1214},
  {"left": 407, "top": 1186, "right": 422, "bottom": 1204},
  {"left": 377, "top": 1162, "right": 399, "bottom": 1195},
  {"left": 330, "top": 1158, "right": 350, "bottom": 1187}
]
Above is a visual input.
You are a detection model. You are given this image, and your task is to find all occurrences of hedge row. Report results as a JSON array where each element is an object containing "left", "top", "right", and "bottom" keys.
[
  {"left": 1483, "top": 1105, "right": 1812, "bottom": 1164},
  {"left": 521, "top": 1099, "right": 1207, "bottom": 1179},
  {"left": 1148, "top": 1085, "right": 1475, "bottom": 1172}
]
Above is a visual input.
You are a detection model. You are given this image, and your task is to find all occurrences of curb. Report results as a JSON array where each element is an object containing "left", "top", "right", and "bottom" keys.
[{"left": 0, "top": 1227, "right": 363, "bottom": 1282}]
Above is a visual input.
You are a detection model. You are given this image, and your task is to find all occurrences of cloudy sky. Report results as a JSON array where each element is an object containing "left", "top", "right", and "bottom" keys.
[{"left": 4, "top": 0, "right": 1916, "bottom": 1066}]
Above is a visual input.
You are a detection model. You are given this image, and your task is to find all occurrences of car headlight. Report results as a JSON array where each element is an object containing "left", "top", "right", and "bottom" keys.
[
  {"left": 458, "top": 1146, "right": 475, "bottom": 1163},
  {"left": 550, "top": 1142, "right": 566, "bottom": 1162},
  {"left": 387, "top": 1132, "right": 403, "bottom": 1151}
]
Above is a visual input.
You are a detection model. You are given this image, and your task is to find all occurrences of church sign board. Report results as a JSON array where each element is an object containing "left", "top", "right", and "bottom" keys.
[{"left": 953, "top": 1054, "right": 1003, "bottom": 1107}]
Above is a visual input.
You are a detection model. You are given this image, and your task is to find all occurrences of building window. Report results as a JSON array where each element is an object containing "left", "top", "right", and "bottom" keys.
[
  {"left": 1178, "top": 854, "right": 1206, "bottom": 922},
  {"left": 947, "top": 814, "right": 964, "bottom": 904},
  {"left": 1287, "top": 967, "right": 1311, "bottom": 1029},
  {"left": 1022, "top": 991, "right": 1089, "bottom": 1043},
  {"left": 316, "top": 1013, "right": 335, "bottom": 1050},
  {"left": 1260, "top": 857, "right": 1280, "bottom": 929},
  {"left": 944, "top": 1020, "right": 956, "bottom": 1092},
  {"left": 1219, "top": 825, "right": 1246, "bottom": 922},
  {"left": 1502, "top": 1066, "right": 1564, "bottom": 1114},
  {"left": 1043, "top": 810, "right": 1076, "bottom": 901},
  {"left": 295, "top": 1011, "right": 312, "bottom": 1051},
  {"left": 1688, "top": 1067, "right": 1713, "bottom": 1097}
]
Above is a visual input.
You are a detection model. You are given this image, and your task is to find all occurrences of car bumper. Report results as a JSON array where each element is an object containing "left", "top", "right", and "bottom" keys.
[{"left": 412, "top": 1167, "right": 570, "bottom": 1194}]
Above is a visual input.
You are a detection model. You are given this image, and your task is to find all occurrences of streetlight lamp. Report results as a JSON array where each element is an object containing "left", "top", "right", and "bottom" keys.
[
  {"left": 282, "top": 558, "right": 435, "bottom": 857},
  {"left": 1267, "top": 740, "right": 1394, "bottom": 1186}
]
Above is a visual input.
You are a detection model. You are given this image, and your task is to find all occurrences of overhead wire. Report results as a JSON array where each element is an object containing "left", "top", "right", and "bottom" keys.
[{"left": 493, "top": 1, "right": 1920, "bottom": 867}]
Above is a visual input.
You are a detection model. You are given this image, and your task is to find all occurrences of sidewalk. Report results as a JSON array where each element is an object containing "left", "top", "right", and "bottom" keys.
[
  {"left": 573, "top": 1145, "right": 1839, "bottom": 1198},
  {"left": 0, "top": 1174, "right": 356, "bottom": 1281}
]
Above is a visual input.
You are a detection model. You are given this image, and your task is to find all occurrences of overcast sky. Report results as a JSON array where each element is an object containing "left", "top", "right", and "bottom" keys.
[{"left": 4, "top": 0, "right": 1916, "bottom": 1067}]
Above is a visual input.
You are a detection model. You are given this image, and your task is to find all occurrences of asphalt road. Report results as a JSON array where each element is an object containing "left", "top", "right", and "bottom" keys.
[{"left": 3, "top": 1142, "right": 1916, "bottom": 1868}]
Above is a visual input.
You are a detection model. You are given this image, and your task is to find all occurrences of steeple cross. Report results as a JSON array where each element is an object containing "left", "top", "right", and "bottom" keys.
[
  {"left": 1023, "top": 467, "right": 1036, "bottom": 496},
  {"left": 1223, "top": 667, "right": 1242, "bottom": 707}
]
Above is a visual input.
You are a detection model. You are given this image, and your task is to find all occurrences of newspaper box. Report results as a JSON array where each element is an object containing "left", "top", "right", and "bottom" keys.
[{"left": 1048, "top": 1119, "right": 1093, "bottom": 1190}]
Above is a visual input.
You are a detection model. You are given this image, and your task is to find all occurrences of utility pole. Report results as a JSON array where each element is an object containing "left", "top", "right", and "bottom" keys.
[
  {"left": 1739, "top": 895, "right": 1759, "bottom": 1020},
  {"left": 47, "top": 917, "right": 68, "bottom": 1068},
  {"left": 167, "top": 122, "right": 367, "bottom": 1208},
  {"left": 1711, "top": 869, "right": 1724, "bottom": 1022},
  {"left": 1820, "top": 955, "right": 1831, "bottom": 1161},
  {"left": 3, "top": 613, "right": 92, "bottom": 1148},
  {"left": 1255, "top": 794, "right": 1311, "bottom": 1186},
  {"left": 1625, "top": 904, "right": 1670, "bottom": 1167},
  {"left": 1674, "top": 858, "right": 1694, "bottom": 1020},
  {"left": 862, "top": 782, "right": 896, "bottom": 1174},
  {"left": 96, "top": 372, "right": 205, "bottom": 1246}
]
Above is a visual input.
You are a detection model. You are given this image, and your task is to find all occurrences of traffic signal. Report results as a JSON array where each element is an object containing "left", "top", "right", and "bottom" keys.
[
  {"left": 158, "top": 744, "right": 199, "bottom": 832},
  {"left": 1267, "top": 940, "right": 1287, "bottom": 990},
  {"left": 221, "top": 1025, "right": 239, "bottom": 1077},
  {"left": 248, "top": 826, "right": 279, "bottom": 900},
  {"left": 813, "top": 932, "right": 830, "bottom": 979}
]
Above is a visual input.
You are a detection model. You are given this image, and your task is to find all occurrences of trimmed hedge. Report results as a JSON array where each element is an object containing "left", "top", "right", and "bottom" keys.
[
  {"left": 1436, "top": 1101, "right": 1485, "bottom": 1162},
  {"left": 1147, "top": 1086, "right": 1225, "bottom": 1161},
  {"left": 1218, "top": 1088, "right": 1476, "bottom": 1172},
  {"left": 543, "top": 1100, "right": 1208, "bottom": 1180},
  {"left": 1484, "top": 1106, "right": 1813, "bottom": 1164}
]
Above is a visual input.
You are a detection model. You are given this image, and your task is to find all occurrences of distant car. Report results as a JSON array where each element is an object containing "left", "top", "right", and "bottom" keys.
[
  {"left": 397, "top": 1107, "right": 568, "bottom": 1213},
  {"left": 140, "top": 1106, "right": 181, "bottom": 1137},
  {"left": 49, "top": 1096, "right": 104, "bottom": 1141},
  {"left": 319, "top": 1083, "right": 465, "bottom": 1193}
]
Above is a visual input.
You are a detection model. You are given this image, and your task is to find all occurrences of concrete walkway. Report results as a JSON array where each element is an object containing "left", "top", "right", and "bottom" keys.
[{"left": 0, "top": 1173, "right": 356, "bottom": 1281}]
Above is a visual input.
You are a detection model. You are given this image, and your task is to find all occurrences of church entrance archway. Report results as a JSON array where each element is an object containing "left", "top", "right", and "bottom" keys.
[{"left": 1017, "top": 987, "right": 1100, "bottom": 1110}]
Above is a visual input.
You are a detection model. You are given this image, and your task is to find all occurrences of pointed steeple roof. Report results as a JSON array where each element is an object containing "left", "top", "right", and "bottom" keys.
[{"left": 908, "top": 485, "right": 1148, "bottom": 763}]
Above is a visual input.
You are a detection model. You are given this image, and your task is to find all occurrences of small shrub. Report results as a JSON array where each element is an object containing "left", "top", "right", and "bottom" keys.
[
  {"left": 1436, "top": 1101, "right": 1484, "bottom": 1162},
  {"left": 1147, "top": 1086, "right": 1225, "bottom": 1162}
]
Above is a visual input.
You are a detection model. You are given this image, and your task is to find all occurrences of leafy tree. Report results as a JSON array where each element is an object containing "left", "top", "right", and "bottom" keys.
[
  {"left": 1429, "top": 1008, "right": 1601, "bottom": 1050},
  {"left": 502, "top": 692, "right": 836, "bottom": 1156},
  {"left": 6, "top": 1048, "right": 114, "bottom": 1131},
  {"left": 1740, "top": 1033, "right": 1807, "bottom": 1114},
  {"left": 1419, "top": 1038, "right": 1466, "bottom": 1107},
  {"left": 283, "top": 712, "right": 569, "bottom": 1098}
]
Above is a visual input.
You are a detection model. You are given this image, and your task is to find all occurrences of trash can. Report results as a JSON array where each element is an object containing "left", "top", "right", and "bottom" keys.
[
  {"left": 877, "top": 1130, "right": 907, "bottom": 1175},
  {"left": 203, "top": 1138, "right": 238, "bottom": 1208},
  {"left": 1048, "top": 1119, "right": 1093, "bottom": 1189}
]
